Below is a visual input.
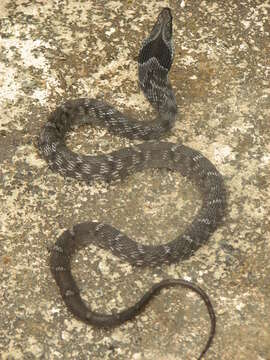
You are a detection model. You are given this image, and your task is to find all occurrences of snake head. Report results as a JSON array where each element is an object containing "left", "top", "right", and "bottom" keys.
[{"left": 138, "top": 7, "right": 174, "bottom": 71}]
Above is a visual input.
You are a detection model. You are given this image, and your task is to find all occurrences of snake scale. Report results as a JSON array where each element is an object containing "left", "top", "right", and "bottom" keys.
[{"left": 38, "top": 8, "right": 226, "bottom": 359}]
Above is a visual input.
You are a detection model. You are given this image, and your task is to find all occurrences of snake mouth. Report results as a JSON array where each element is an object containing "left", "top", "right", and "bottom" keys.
[
  {"left": 138, "top": 7, "right": 173, "bottom": 70},
  {"left": 151, "top": 7, "right": 173, "bottom": 43}
]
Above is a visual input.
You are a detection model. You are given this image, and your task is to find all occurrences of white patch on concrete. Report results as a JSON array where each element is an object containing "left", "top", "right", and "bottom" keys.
[
  {"left": 260, "top": 153, "right": 270, "bottom": 167},
  {"left": 214, "top": 144, "right": 235, "bottom": 163},
  {"left": 105, "top": 27, "right": 116, "bottom": 36},
  {"left": 0, "top": 65, "right": 19, "bottom": 108},
  {"left": 180, "top": 1, "right": 186, "bottom": 9},
  {"left": 181, "top": 55, "right": 197, "bottom": 66},
  {"left": 1, "top": 33, "right": 60, "bottom": 113}
]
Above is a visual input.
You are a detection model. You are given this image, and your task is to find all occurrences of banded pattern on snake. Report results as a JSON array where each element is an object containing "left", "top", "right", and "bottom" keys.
[{"left": 38, "top": 8, "right": 226, "bottom": 359}]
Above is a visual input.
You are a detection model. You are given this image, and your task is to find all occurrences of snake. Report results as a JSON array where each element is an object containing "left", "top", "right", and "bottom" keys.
[{"left": 38, "top": 8, "right": 226, "bottom": 359}]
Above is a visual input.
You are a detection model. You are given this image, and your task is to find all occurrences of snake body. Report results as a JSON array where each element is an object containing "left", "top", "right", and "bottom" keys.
[{"left": 38, "top": 8, "right": 226, "bottom": 359}]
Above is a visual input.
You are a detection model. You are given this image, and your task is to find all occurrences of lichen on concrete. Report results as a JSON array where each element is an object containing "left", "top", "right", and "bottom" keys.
[{"left": 0, "top": 1, "right": 269, "bottom": 359}]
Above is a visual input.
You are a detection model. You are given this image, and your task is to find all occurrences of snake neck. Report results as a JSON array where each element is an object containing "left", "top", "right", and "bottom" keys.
[{"left": 138, "top": 57, "right": 177, "bottom": 129}]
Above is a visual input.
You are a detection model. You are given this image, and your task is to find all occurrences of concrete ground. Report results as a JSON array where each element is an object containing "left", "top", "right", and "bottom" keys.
[{"left": 0, "top": 1, "right": 269, "bottom": 359}]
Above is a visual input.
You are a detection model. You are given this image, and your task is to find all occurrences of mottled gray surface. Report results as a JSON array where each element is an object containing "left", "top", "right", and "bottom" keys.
[{"left": 0, "top": 1, "right": 269, "bottom": 359}]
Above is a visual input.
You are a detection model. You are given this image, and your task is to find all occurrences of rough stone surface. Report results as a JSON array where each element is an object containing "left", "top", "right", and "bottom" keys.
[{"left": 0, "top": 1, "right": 269, "bottom": 359}]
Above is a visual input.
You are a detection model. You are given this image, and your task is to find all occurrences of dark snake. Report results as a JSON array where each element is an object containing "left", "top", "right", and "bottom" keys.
[{"left": 38, "top": 8, "right": 226, "bottom": 359}]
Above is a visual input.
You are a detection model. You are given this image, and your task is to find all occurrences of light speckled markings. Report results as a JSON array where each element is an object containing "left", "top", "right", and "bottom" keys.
[
  {"left": 137, "top": 244, "right": 145, "bottom": 254},
  {"left": 95, "top": 223, "right": 105, "bottom": 232},
  {"left": 55, "top": 266, "right": 66, "bottom": 272},
  {"left": 67, "top": 160, "right": 76, "bottom": 171},
  {"left": 69, "top": 227, "right": 75, "bottom": 236},
  {"left": 171, "top": 144, "right": 183, "bottom": 152},
  {"left": 52, "top": 244, "right": 64, "bottom": 253},
  {"left": 81, "top": 163, "right": 92, "bottom": 174},
  {"left": 163, "top": 150, "right": 171, "bottom": 159},
  {"left": 210, "top": 198, "right": 223, "bottom": 204},
  {"left": 75, "top": 156, "right": 84, "bottom": 164},
  {"left": 207, "top": 171, "right": 220, "bottom": 177},
  {"left": 100, "top": 163, "right": 109, "bottom": 174},
  {"left": 65, "top": 290, "right": 75, "bottom": 297},
  {"left": 58, "top": 167, "right": 67, "bottom": 175},
  {"left": 106, "top": 155, "right": 115, "bottom": 162},
  {"left": 163, "top": 245, "right": 171, "bottom": 254},
  {"left": 43, "top": 144, "right": 52, "bottom": 155},
  {"left": 55, "top": 154, "right": 63, "bottom": 167},
  {"left": 198, "top": 218, "right": 211, "bottom": 225},
  {"left": 42, "top": 8, "right": 225, "bottom": 359},
  {"left": 193, "top": 154, "right": 204, "bottom": 161},
  {"left": 182, "top": 234, "right": 194, "bottom": 244},
  {"left": 51, "top": 142, "right": 58, "bottom": 152}
]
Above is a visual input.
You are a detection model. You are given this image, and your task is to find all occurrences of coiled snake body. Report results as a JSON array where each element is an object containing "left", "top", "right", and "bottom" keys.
[{"left": 38, "top": 8, "right": 226, "bottom": 359}]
